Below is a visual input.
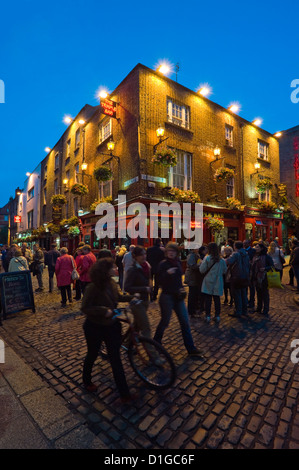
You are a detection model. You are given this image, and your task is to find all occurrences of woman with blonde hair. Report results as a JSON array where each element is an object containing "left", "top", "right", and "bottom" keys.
[
  {"left": 268, "top": 241, "right": 285, "bottom": 281},
  {"left": 8, "top": 248, "right": 29, "bottom": 272}
]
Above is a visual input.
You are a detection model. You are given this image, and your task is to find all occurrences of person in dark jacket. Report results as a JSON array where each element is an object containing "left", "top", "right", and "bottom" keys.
[
  {"left": 33, "top": 244, "right": 45, "bottom": 292},
  {"left": 45, "top": 243, "right": 60, "bottom": 293},
  {"left": 124, "top": 246, "right": 152, "bottom": 338},
  {"left": 226, "top": 241, "right": 250, "bottom": 318},
  {"left": 290, "top": 240, "right": 299, "bottom": 293},
  {"left": 185, "top": 248, "right": 201, "bottom": 318},
  {"left": 153, "top": 242, "right": 203, "bottom": 358},
  {"left": 146, "top": 238, "right": 165, "bottom": 301},
  {"left": 251, "top": 242, "right": 274, "bottom": 315},
  {"left": 81, "top": 258, "right": 136, "bottom": 403},
  {"left": 243, "top": 239, "right": 256, "bottom": 309}
]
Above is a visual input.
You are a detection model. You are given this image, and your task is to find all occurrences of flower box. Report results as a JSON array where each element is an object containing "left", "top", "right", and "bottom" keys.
[
  {"left": 255, "top": 178, "right": 273, "bottom": 193},
  {"left": 168, "top": 187, "right": 200, "bottom": 203},
  {"left": 205, "top": 217, "right": 224, "bottom": 233},
  {"left": 71, "top": 183, "right": 89, "bottom": 196}
]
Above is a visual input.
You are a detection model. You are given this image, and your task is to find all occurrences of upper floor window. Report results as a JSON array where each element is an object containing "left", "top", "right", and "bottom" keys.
[
  {"left": 259, "top": 190, "right": 271, "bottom": 202},
  {"left": 27, "top": 210, "right": 34, "bottom": 229},
  {"left": 43, "top": 188, "right": 47, "bottom": 205},
  {"left": 27, "top": 187, "right": 34, "bottom": 201},
  {"left": 67, "top": 139, "right": 71, "bottom": 157},
  {"left": 99, "top": 119, "right": 112, "bottom": 144},
  {"left": 226, "top": 177, "right": 235, "bottom": 198},
  {"left": 75, "top": 129, "right": 80, "bottom": 148},
  {"left": 55, "top": 153, "right": 59, "bottom": 170},
  {"left": 167, "top": 99, "right": 190, "bottom": 129},
  {"left": 225, "top": 124, "right": 234, "bottom": 147},
  {"left": 168, "top": 150, "right": 192, "bottom": 190},
  {"left": 258, "top": 140, "right": 269, "bottom": 161},
  {"left": 75, "top": 162, "right": 80, "bottom": 183},
  {"left": 99, "top": 162, "right": 112, "bottom": 199},
  {"left": 44, "top": 165, "right": 48, "bottom": 180}
]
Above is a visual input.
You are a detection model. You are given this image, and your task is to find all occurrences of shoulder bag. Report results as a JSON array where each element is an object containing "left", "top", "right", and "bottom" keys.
[{"left": 71, "top": 257, "right": 80, "bottom": 281}]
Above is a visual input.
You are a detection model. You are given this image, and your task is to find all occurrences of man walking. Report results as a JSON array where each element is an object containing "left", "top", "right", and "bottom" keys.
[
  {"left": 45, "top": 243, "right": 60, "bottom": 292},
  {"left": 146, "top": 238, "right": 165, "bottom": 301},
  {"left": 33, "top": 244, "right": 45, "bottom": 292},
  {"left": 80, "top": 245, "right": 97, "bottom": 294},
  {"left": 226, "top": 241, "right": 250, "bottom": 318}
]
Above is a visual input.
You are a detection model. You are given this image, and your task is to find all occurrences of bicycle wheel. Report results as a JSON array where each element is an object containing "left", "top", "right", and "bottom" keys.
[
  {"left": 128, "top": 336, "right": 176, "bottom": 390},
  {"left": 100, "top": 342, "right": 128, "bottom": 360}
]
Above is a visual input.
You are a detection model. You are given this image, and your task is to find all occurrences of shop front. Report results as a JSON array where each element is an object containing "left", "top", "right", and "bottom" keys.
[{"left": 244, "top": 207, "right": 283, "bottom": 244}]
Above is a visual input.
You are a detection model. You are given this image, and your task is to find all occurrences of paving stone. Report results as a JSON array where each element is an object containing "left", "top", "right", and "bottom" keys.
[
  {"left": 206, "top": 429, "right": 225, "bottom": 449},
  {"left": 191, "top": 428, "right": 208, "bottom": 446}
]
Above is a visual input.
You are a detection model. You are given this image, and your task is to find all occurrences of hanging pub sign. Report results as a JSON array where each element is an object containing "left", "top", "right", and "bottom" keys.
[
  {"left": 100, "top": 98, "right": 117, "bottom": 119},
  {"left": 14, "top": 215, "right": 21, "bottom": 223}
]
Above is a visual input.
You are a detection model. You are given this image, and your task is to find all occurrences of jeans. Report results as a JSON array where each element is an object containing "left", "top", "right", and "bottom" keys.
[
  {"left": 293, "top": 266, "right": 299, "bottom": 292},
  {"left": 60, "top": 285, "right": 72, "bottom": 304},
  {"left": 154, "top": 293, "right": 195, "bottom": 353},
  {"left": 131, "top": 301, "right": 151, "bottom": 339},
  {"left": 83, "top": 319, "right": 130, "bottom": 398},
  {"left": 37, "top": 264, "right": 44, "bottom": 289},
  {"left": 48, "top": 269, "right": 55, "bottom": 292},
  {"left": 204, "top": 294, "right": 221, "bottom": 317},
  {"left": 231, "top": 284, "right": 248, "bottom": 316},
  {"left": 74, "top": 279, "right": 82, "bottom": 300},
  {"left": 255, "top": 279, "right": 270, "bottom": 313}
]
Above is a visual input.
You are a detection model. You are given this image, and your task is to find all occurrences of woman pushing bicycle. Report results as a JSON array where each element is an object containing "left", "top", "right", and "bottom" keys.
[{"left": 81, "top": 257, "right": 137, "bottom": 403}]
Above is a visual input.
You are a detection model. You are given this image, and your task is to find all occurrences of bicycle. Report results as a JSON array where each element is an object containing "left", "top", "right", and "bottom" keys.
[{"left": 100, "top": 299, "right": 176, "bottom": 390}]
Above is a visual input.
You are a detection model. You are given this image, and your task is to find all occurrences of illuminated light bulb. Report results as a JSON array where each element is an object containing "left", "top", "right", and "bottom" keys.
[
  {"left": 78, "top": 119, "right": 85, "bottom": 125},
  {"left": 252, "top": 118, "right": 263, "bottom": 127},
  {"left": 81, "top": 162, "right": 88, "bottom": 171},
  {"left": 26, "top": 172, "right": 31, "bottom": 177},
  {"left": 64, "top": 115, "right": 72, "bottom": 124},
  {"left": 63, "top": 178, "right": 69, "bottom": 185},
  {"left": 274, "top": 131, "right": 282, "bottom": 137},
  {"left": 254, "top": 162, "right": 261, "bottom": 170},
  {"left": 45, "top": 147, "right": 51, "bottom": 153},
  {"left": 228, "top": 103, "right": 240, "bottom": 114},
  {"left": 99, "top": 89, "right": 108, "bottom": 99},
  {"left": 198, "top": 85, "right": 212, "bottom": 97}
]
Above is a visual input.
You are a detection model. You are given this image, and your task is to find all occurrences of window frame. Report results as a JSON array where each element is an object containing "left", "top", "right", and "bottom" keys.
[
  {"left": 225, "top": 124, "right": 234, "bottom": 147},
  {"left": 167, "top": 98, "right": 190, "bottom": 129},
  {"left": 99, "top": 119, "right": 112, "bottom": 144},
  {"left": 258, "top": 139, "right": 269, "bottom": 161},
  {"left": 168, "top": 149, "right": 192, "bottom": 191}
]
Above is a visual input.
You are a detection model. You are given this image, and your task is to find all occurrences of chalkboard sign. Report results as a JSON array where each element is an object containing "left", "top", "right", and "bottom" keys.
[{"left": 0, "top": 271, "right": 35, "bottom": 320}]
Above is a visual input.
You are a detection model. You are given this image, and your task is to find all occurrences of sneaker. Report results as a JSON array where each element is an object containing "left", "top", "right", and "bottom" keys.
[
  {"left": 188, "top": 348, "right": 204, "bottom": 359},
  {"left": 84, "top": 382, "right": 97, "bottom": 393},
  {"left": 205, "top": 316, "right": 211, "bottom": 323},
  {"left": 215, "top": 316, "right": 220, "bottom": 323}
]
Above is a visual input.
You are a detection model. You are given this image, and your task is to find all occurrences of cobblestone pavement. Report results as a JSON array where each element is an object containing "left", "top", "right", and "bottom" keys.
[{"left": 1, "top": 270, "right": 299, "bottom": 449}]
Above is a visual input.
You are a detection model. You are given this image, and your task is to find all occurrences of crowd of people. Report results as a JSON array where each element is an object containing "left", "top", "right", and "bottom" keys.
[{"left": 1, "top": 234, "right": 299, "bottom": 404}]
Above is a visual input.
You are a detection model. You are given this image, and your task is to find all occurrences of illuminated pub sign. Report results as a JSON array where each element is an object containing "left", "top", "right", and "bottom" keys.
[
  {"left": 14, "top": 216, "right": 21, "bottom": 223},
  {"left": 100, "top": 98, "right": 117, "bottom": 119}
]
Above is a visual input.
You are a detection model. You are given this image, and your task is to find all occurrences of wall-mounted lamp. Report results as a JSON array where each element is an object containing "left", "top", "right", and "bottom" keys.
[
  {"left": 153, "top": 125, "right": 169, "bottom": 153},
  {"left": 81, "top": 162, "right": 88, "bottom": 171},
  {"left": 63, "top": 178, "right": 69, "bottom": 186},
  {"left": 107, "top": 138, "right": 115, "bottom": 155},
  {"left": 214, "top": 146, "right": 221, "bottom": 159}
]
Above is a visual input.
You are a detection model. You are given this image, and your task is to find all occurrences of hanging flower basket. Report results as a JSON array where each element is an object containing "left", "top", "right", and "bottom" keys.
[
  {"left": 152, "top": 147, "right": 177, "bottom": 167},
  {"left": 94, "top": 166, "right": 113, "bottom": 182},
  {"left": 255, "top": 178, "right": 273, "bottom": 193},
  {"left": 226, "top": 197, "right": 244, "bottom": 211},
  {"left": 90, "top": 196, "right": 113, "bottom": 212},
  {"left": 67, "top": 226, "right": 80, "bottom": 239},
  {"left": 257, "top": 201, "right": 278, "bottom": 213},
  {"left": 50, "top": 194, "right": 67, "bottom": 205},
  {"left": 71, "top": 183, "right": 89, "bottom": 196},
  {"left": 46, "top": 223, "right": 61, "bottom": 234},
  {"left": 214, "top": 167, "right": 235, "bottom": 183},
  {"left": 205, "top": 217, "right": 224, "bottom": 233},
  {"left": 168, "top": 187, "right": 200, "bottom": 203}
]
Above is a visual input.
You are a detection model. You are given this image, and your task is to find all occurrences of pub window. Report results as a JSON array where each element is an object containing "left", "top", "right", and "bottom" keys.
[
  {"left": 225, "top": 124, "right": 233, "bottom": 147},
  {"left": 75, "top": 129, "right": 80, "bottom": 148},
  {"left": 27, "top": 187, "right": 34, "bottom": 201},
  {"left": 55, "top": 153, "right": 59, "bottom": 170},
  {"left": 259, "top": 190, "right": 271, "bottom": 202},
  {"left": 258, "top": 140, "right": 269, "bottom": 161},
  {"left": 75, "top": 162, "right": 80, "bottom": 183},
  {"left": 167, "top": 98, "right": 190, "bottom": 129},
  {"left": 67, "top": 139, "right": 71, "bottom": 157},
  {"left": 27, "top": 210, "right": 34, "bottom": 229},
  {"left": 99, "top": 119, "right": 112, "bottom": 144},
  {"left": 168, "top": 150, "right": 192, "bottom": 190},
  {"left": 54, "top": 179, "right": 58, "bottom": 195},
  {"left": 226, "top": 177, "right": 235, "bottom": 198}
]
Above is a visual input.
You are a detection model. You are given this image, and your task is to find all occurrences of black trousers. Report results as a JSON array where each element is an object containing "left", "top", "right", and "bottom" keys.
[
  {"left": 74, "top": 279, "right": 82, "bottom": 299},
  {"left": 83, "top": 320, "right": 130, "bottom": 398},
  {"left": 60, "top": 285, "right": 72, "bottom": 304}
]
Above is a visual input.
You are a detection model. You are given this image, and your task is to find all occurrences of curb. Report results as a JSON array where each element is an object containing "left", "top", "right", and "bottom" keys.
[{"left": 0, "top": 342, "right": 107, "bottom": 449}]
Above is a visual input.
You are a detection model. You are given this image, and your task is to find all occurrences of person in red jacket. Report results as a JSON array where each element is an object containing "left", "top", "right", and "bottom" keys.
[
  {"left": 80, "top": 245, "right": 97, "bottom": 294},
  {"left": 55, "top": 247, "right": 77, "bottom": 307}
]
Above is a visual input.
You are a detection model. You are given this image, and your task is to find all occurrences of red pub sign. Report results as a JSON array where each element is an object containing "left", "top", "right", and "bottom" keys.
[
  {"left": 14, "top": 216, "right": 21, "bottom": 223},
  {"left": 100, "top": 98, "right": 117, "bottom": 119}
]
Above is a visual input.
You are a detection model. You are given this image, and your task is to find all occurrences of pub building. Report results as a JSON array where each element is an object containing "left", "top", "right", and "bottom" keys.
[{"left": 31, "top": 63, "right": 281, "bottom": 253}]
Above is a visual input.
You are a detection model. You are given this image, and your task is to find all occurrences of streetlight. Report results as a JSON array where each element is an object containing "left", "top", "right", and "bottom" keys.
[
  {"left": 228, "top": 103, "right": 240, "bottom": 114},
  {"left": 274, "top": 131, "right": 282, "bottom": 138},
  {"left": 63, "top": 115, "right": 73, "bottom": 124},
  {"left": 45, "top": 147, "right": 51, "bottom": 153},
  {"left": 107, "top": 138, "right": 115, "bottom": 155},
  {"left": 214, "top": 146, "right": 221, "bottom": 159},
  {"left": 252, "top": 118, "right": 263, "bottom": 127},
  {"left": 153, "top": 125, "right": 169, "bottom": 153},
  {"left": 198, "top": 85, "right": 212, "bottom": 97},
  {"left": 81, "top": 162, "right": 88, "bottom": 171}
]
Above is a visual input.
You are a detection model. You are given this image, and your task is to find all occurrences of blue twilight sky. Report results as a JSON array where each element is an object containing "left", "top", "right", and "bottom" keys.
[{"left": 0, "top": 0, "right": 299, "bottom": 206}]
